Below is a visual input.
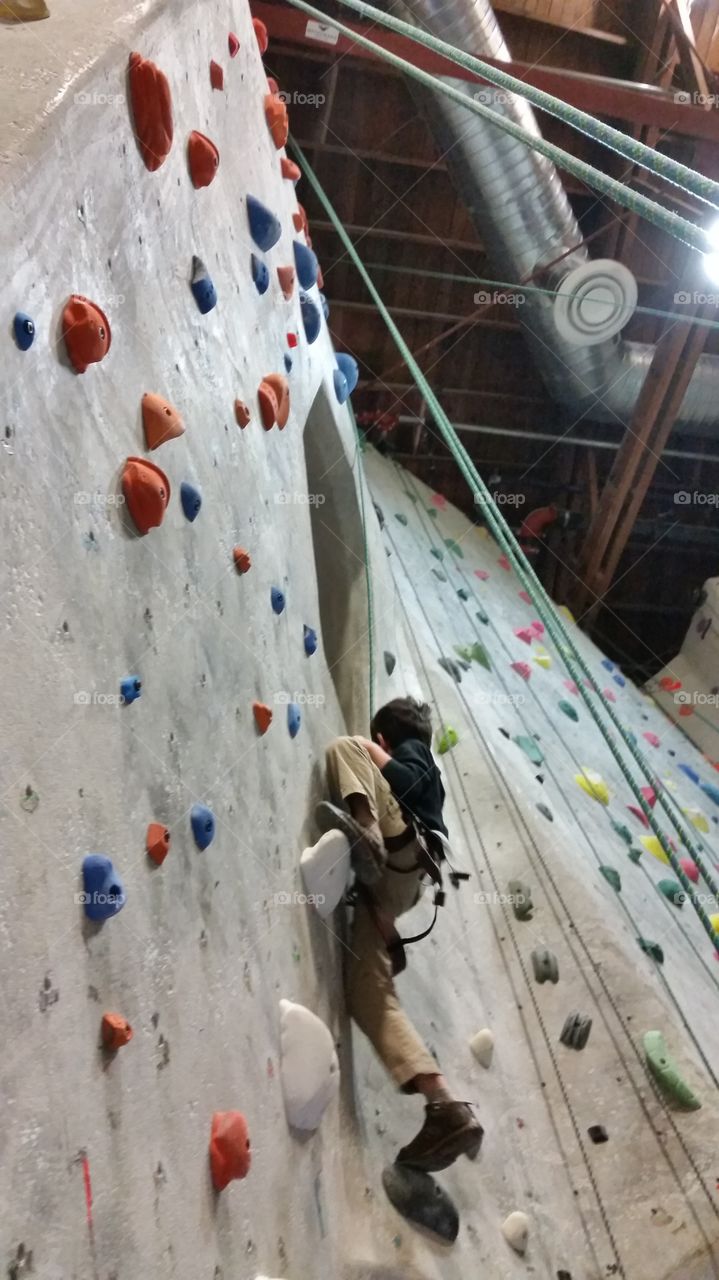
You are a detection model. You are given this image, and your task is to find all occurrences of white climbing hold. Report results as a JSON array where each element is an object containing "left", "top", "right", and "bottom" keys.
[
  {"left": 279, "top": 999, "right": 339, "bottom": 1130},
  {"left": 502, "top": 1210, "right": 530, "bottom": 1255},
  {"left": 300, "top": 830, "right": 351, "bottom": 917},
  {"left": 469, "top": 1028, "right": 494, "bottom": 1069}
]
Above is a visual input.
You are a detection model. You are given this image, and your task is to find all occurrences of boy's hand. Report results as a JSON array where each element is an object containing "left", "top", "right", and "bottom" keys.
[{"left": 359, "top": 737, "right": 392, "bottom": 769}]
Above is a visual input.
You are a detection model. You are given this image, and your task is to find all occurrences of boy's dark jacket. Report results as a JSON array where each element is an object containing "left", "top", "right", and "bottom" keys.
[{"left": 381, "top": 738, "right": 448, "bottom": 837}]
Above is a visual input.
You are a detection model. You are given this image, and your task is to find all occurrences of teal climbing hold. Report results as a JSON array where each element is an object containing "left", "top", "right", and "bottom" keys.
[
  {"left": 627, "top": 847, "right": 643, "bottom": 864},
  {"left": 394, "top": 513, "right": 408, "bottom": 526},
  {"left": 430, "top": 546, "right": 444, "bottom": 560},
  {"left": 432, "top": 568, "right": 447, "bottom": 582},
  {"left": 513, "top": 736, "right": 543, "bottom": 767},
  {"left": 436, "top": 726, "right": 458, "bottom": 755},
  {"left": 657, "top": 879, "right": 685, "bottom": 907},
  {"left": 643, "top": 1030, "right": 701, "bottom": 1109},
  {"left": 637, "top": 937, "right": 664, "bottom": 964},
  {"left": 427, "top": 508, "right": 438, "bottom": 519},
  {"left": 476, "top": 609, "right": 489, "bottom": 625},
  {"left": 457, "top": 588, "right": 470, "bottom": 602},
  {"left": 404, "top": 489, "right": 418, "bottom": 503},
  {"left": 558, "top": 700, "right": 579, "bottom": 722},
  {"left": 444, "top": 538, "right": 464, "bottom": 558},
  {"left": 611, "top": 820, "right": 633, "bottom": 845},
  {"left": 508, "top": 879, "right": 533, "bottom": 921},
  {"left": 599, "top": 865, "right": 621, "bottom": 892}
]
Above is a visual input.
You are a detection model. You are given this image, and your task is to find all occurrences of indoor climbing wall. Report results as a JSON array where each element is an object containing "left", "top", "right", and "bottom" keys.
[
  {"left": 650, "top": 577, "right": 719, "bottom": 756},
  {"left": 3, "top": 3, "right": 719, "bottom": 1280}
]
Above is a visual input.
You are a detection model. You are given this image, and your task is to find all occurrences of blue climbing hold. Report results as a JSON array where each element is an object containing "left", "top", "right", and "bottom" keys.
[
  {"left": 251, "top": 253, "right": 270, "bottom": 295},
  {"left": 247, "top": 194, "right": 281, "bottom": 251},
  {"left": 601, "top": 658, "right": 614, "bottom": 672},
  {"left": 613, "top": 673, "right": 626, "bottom": 687},
  {"left": 120, "top": 675, "right": 142, "bottom": 704},
  {"left": 319, "top": 292, "right": 329, "bottom": 320},
  {"left": 271, "top": 586, "right": 285, "bottom": 615},
  {"left": 81, "top": 854, "right": 126, "bottom": 921},
  {"left": 679, "top": 763, "right": 700, "bottom": 784},
  {"left": 701, "top": 780, "right": 719, "bottom": 806},
  {"left": 191, "top": 803, "right": 216, "bottom": 850},
  {"left": 293, "top": 240, "right": 318, "bottom": 289},
  {"left": 333, "top": 367, "right": 349, "bottom": 405},
  {"left": 284, "top": 353, "right": 293, "bottom": 373},
  {"left": 13, "top": 312, "right": 35, "bottom": 351},
  {"left": 336, "top": 352, "right": 359, "bottom": 395},
  {"left": 287, "top": 701, "right": 301, "bottom": 738},
  {"left": 190, "top": 255, "right": 217, "bottom": 314},
  {"left": 304, "top": 625, "right": 317, "bottom": 656},
  {"left": 300, "top": 292, "right": 321, "bottom": 344},
  {"left": 180, "top": 481, "right": 202, "bottom": 522}
]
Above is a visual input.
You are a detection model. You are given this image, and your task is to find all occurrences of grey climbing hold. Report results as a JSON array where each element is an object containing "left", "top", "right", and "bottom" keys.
[
  {"left": 558, "top": 699, "right": 579, "bottom": 722},
  {"left": 587, "top": 1125, "right": 608, "bottom": 1144},
  {"left": 599, "top": 865, "right": 621, "bottom": 892},
  {"left": 531, "top": 947, "right": 559, "bottom": 985},
  {"left": 637, "top": 937, "right": 664, "bottom": 964},
  {"left": 514, "top": 735, "right": 543, "bottom": 767},
  {"left": 457, "top": 588, "right": 470, "bottom": 602},
  {"left": 501, "top": 1211, "right": 530, "bottom": 1255},
  {"left": 20, "top": 785, "right": 39, "bottom": 813},
  {"left": 657, "top": 879, "right": 685, "bottom": 906},
  {"left": 432, "top": 568, "right": 447, "bottom": 582},
  {"left": 508, "top": 879, "right": 533, "bottom": 921},
  {"left": 536, "top": 803, "right": 554, "bottom": 822},
  {"left": 438, "top": 656, "right": 462, "bottom": 684},
  {"left": 560, "top": 1011, "right": 592, "bottom": 1050},
  {"left": 382, "top": 1164, "right": 459, "bottom": 1244},
  {"left": 643, "top": 1030, "right": 701, "bottom": 1110},
  {"left": 384, "top": 651, "right": 396, "bottom": 676},
  {"left": 476, "top": 608, "right": 489, "bottom": 625}
]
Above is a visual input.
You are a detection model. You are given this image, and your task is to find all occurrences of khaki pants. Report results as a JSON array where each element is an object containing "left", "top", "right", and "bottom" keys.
[{"left": 325, "top": 736, "right": 438, "bottom": 1087}]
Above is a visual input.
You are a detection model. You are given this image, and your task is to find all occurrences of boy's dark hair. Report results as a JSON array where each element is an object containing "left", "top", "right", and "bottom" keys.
[{"left": 370, "top": 697, "right": 433, "bottom": 749}]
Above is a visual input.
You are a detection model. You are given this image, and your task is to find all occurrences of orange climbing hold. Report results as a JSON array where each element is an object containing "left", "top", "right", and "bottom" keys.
[
  {"left": 209, "top": 1111, "right": 252, "bottom": 1189},
  {"left": 128, "top": 52, "right": 173, "bottom": 172},
  {"left": 234, "top": 399, "right": 251, "bottom": 428},
  {"left": 277, "top": 266, "right": 295, "bottom": 300},
  {"left": 253, "top": 701, "right": 273, "bottom": 734},
  {"left": 281, "top": 157, "right": 301, "bottom": 182},
  {"left": 228, "top": 31, "right": 239, "bottom": 57},
  {"left": 101, "top": 1012, "right": 133, "bottom": 1051},
  {"left": 188, "top": 131, "right": 220, "bottom": 188},
  {"left": 253, "top": 16, "right": 268, "bottom": 52},
  {"left": 264, "top": 94, "right": 289, "bottom": 149},
  {"left": 659, "top": 676, "right": 682, "bottom": 692},
  {"left": 146, "top": 822, "right": 171, "bottom": 866},
  {"left": 293, "top": 204, "right": 310, "bottom": 236},
  {"left": 122, "top": 457, "right": 171, "bottom": 535},
  {"left": 210, "top": 60, "right": 224, "bottom": 91},
  {"left": 316, "top": 263, "right": 324, "bottom": 289},
  {"left": 233, "top": 547, "right": 252, "bottom": 574},
  {"left": 258, "top": 374, "right": 290, "bottom": 430},
  {"left": 62, "top": 296, "right": 111, "bottom": 373},
  {"left": 679, "top": 704, "right": 694, "bottom": 718},
  {"left": 267, "top": 75, "right": 280, "bottom": 95},
  {"left": 141, "top": 392, "right": 185, "bottom": 450}
]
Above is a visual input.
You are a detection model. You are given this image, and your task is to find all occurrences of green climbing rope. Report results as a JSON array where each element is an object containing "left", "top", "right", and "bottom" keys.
[
  {"left": 292, "top": 139, "right": 719, "bottom": 955},
  {"left": 291, "top": 0, "right": 719, "bottom": 210},
  {"left": 286, "top": 0, "right": 711, "bottom": 254}
]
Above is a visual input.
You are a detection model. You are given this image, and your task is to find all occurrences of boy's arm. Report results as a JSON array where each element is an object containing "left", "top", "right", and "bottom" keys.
[{"left": 357, "top": 737, "right": 392, "bottom": 769}]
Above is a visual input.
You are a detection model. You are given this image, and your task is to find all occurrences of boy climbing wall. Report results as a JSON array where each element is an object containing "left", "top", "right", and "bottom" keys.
[{"left": 317, "top": 697, "right": 483, "bottom": 1171}]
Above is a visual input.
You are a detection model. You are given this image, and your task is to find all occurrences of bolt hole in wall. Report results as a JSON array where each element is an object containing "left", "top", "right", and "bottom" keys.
[{"left": 303, "top": 386, "right": 369, "bottom": 732}]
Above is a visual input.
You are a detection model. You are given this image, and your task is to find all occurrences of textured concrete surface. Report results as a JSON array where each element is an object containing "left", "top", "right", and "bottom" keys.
[
  {"left": 2, "top": 2, "right": 719, "bottom": 1278},
  {"left": 650, "top": 577, "right": 719, "bottom": 755}
]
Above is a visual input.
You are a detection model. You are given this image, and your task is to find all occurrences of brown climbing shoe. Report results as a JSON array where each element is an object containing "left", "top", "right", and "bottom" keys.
[
  {"left": 315, "top": 801, "right": 387, "bottom": 887},
  {"left": 396, "top": 1101, "right": 483, "bottom": 1173}
]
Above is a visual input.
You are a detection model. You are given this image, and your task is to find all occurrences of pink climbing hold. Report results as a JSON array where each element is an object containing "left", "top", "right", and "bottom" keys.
[
  {"left": 643, "top": 731, "right": 661, "bottom": 748},
  {"left": 498, "top": 554, "right": 510, "bottom": 572},
  {"left": 602, "top": 688, "right": 617, "bottom": 703},
  {"left": 529, "top": 621, "right": 544, "bottom": 637},
  {"left": 518, "top": 590, "right": 531, "bottom": 604},
  {"left": 641, "top": 786, "right": 657, "bottom": 807},
  {"left": 474, "top": 569, "right": 490, "bottom": 581},
  {"left": 564, "top": 680, "right": 579, "bottom": 696},
  {"left": 511, "top": 661, "right": 532, "bottom": 682},
  {"left": 628, "top": 805, "right": 649, "bottom": 828},
  {"left": 514, "top": 627, "right": 534, "bottom": 645},
  {"left": 431, "top": 493, "right": 447, "bottom": 510},
  {"left": 680, "top": 857, "right": 699, "bottom": 883}
]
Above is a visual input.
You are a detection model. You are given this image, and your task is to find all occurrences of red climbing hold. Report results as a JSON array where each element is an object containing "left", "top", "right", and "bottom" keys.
[
  {"left": 62, "top": 296, "right": 111, "bottom": 374},
  {"left": 515, "top": 628, "right": 533, "bottom": 645},
  {"left": 210, "top": 60, "right": 224, "bottom": 91},
  {"left": 679, "top": 704, "right": 694, "bottom": 718},
  {"left": 277, "top": 266, "right": 295, "bottom": 300},
  {"left": 122, "top": 457, "right": 171, "bottom": 535},
  {"left": 281, "top": 157, "right": 301, "bottom": 181},
  {"left": 474, "top": 569, "right": 490, "bottom": 581},
  {"left": 253, "top": 16, "right": 268, "bottom": 52},
  {"left": 228, "top": 31, "right": 239, "bottom": 57},
  {"left": 234, "top": 399, "right": 251, "bottom": 428},
  {"left": 265, "top": 94, "right": 288, "bottom": 149},
  {"left": 641, "top": 786, "right": 657, "bottom": 807},
  {"left": 287, "top": 332, "right": 298, "bottom": 348},
  {"left": 146, "top": 822, "right": 171, "bottom": 866},
  {"left": 511, "top": 662, "right": 531, "bottom": 681},
  {"left": 659, "top": 676, "right": 682, "bottom": 692},
  {"left": 188, "top": 131, "right": 220, "bottom": 188},
  {"left": 142, "top": 392, "right": 184, "bottom": 450},
  {"left": 209, "top": 1111, "right": 252, "bottom": 1189},
  {"left": 253, "top": 701, "right": 273, "bottom": 734},
  {"left": 101, "top": 1012, "right": 133, "bottom": 1051},
  {"left": 628, "top": 805, "right": 649, "bottom": 828},
  {"left": 680, "top": 857, "right": 699, "bottom": 883},
  {"left": 128, "top": 51, "right": 173, "bottom": 172},
  {"left": 498, "top": 554, "right": 510, "bottom": 571},
  {"left": 233, "top": 547, "right": 252, "bottom": 574},
  {"left": 518, "top": 590, "right": 531, "bottom": 604},
  {"left": 258, "top": 374, "right": 290, "bottom": 430}
]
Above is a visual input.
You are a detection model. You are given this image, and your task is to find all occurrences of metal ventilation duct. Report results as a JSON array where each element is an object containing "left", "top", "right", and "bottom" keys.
[{"left": 395, "top": 0, "right": 719, "bottom": 434}]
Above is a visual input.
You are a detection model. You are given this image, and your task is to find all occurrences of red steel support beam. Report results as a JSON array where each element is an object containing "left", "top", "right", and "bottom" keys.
[{"left": 253, "top": 1, "right": 719, "bottom": 143}]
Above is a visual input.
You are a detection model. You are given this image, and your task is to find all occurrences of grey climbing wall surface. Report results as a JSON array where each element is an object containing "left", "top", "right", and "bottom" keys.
[{"left": 2, "top": 2, "right": 719, "bottom": 1279}]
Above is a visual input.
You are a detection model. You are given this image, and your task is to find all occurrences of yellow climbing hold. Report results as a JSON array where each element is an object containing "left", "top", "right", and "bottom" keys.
[
  {"left": 533, "top": 647, "right": 551, "bottom": 670},
  {"left": 641, "top": 835, "right": 671, "bottom": 865},
  {"left": 575, "top": 770, "right": 609, "bottom": 805},
  {"left": 683, "top": 807, "right": 709, "bottom": 833},
  {"left": 559, "top": 605, "right": 576, "bottom": 624},
  {"left": 709, "top": 914, "right": 719, "bottom": 935}
]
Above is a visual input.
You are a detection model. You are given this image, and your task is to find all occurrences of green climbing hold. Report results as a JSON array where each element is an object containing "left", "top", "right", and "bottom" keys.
[
  {"left": 508, "top": 879, "right": 533, "bottom": 921},
  {"left": 444, "top": 538, "right": 464, "bottom": 558},
  {"left": 436, "top": 727, "right": 458, "bottom": 755},
  {"left": 470, "top": 642, "right": 491, "bottom": 671},
  {"left": 637, "top": 937, "right": 664, "bottom": 964},
  {"left": 457, "top": 588, "right": 470, "bottom": 602},
  {"left": 426, "top": 508, "right": 438, "bottom": 519},
  {"left": 430, "top": 547, "right": 444, "bottom": 561},
  {"left": 404, "top": 490, "right": 418, "bottom": 503},
  {"left": 454, "top": 644, "right": 474, "bottom": 663},
  {"left": 558, "top": 700, "right": 579, "bottom": 722},
  {"left": 627, "top": 847, "right": 643, "bottom": 864},
  {"left": 476, "top": 609, "right": 489, "bottom": 625},
  {"left": 599, "top": 865, "right": 621, "bottom": 892},
  {"left": 514, "top": 736, "right": 544, "bottom": 767},
  {"left": 611, "top": 820, "right": 633, "bottom": 845},
  {"left": 394, "top": 513, "right": 408, "bottom": 526},
  {"left": 657, "top": 879, "right": 685, "bottom": 907},
  {"left": 643, "top": 1030, "right": 701, "bottom": 1110}
]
